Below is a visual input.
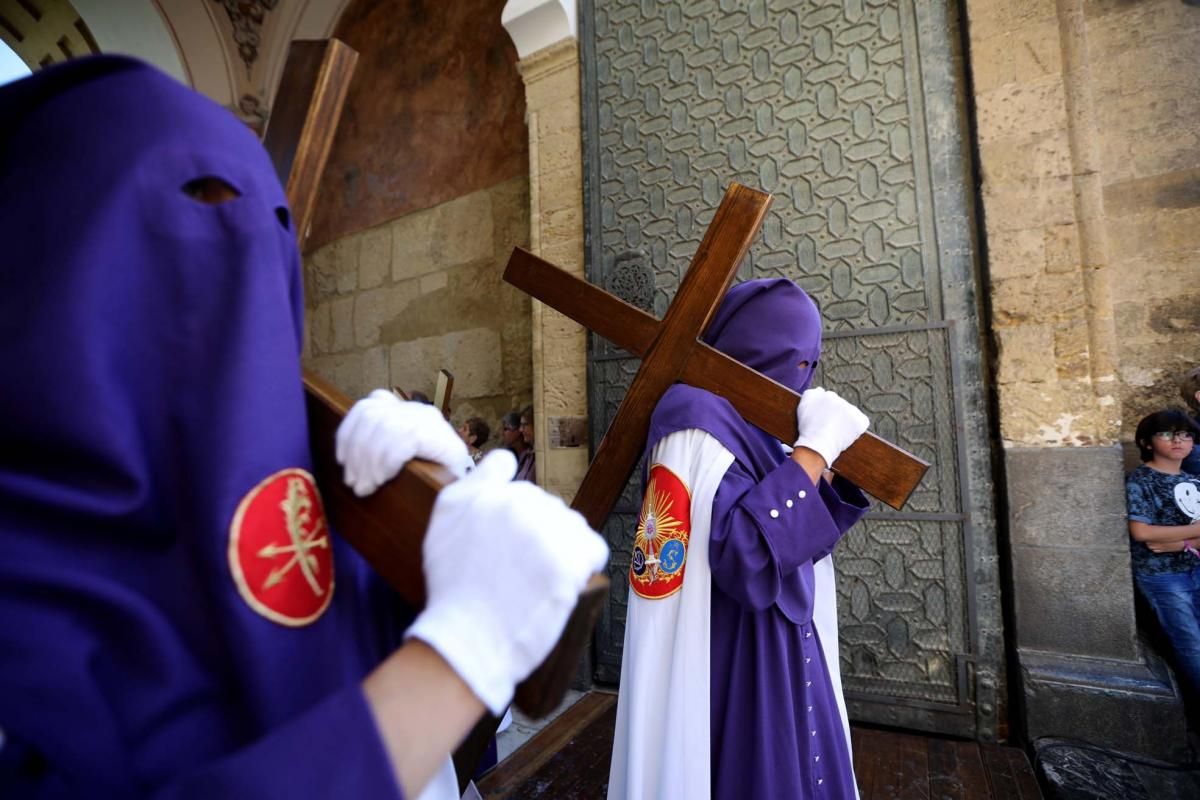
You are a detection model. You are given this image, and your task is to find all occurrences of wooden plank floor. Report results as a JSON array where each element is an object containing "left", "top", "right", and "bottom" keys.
[
  {"left": 477, "top": 692, "right": 618, "bottom": 799},
  {"left": 478, "top": 693, "right": 1042, "bottom": 799}
]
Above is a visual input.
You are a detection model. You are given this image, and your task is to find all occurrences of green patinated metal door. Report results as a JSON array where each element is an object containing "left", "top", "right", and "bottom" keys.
[{"left": 581, "top": 0, "right": 1004, "bottom": 741}]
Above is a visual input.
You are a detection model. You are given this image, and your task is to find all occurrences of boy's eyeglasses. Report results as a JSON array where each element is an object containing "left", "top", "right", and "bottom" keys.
[{"left": 1153, "top": 431, "right": 1196, "bottom": 441}]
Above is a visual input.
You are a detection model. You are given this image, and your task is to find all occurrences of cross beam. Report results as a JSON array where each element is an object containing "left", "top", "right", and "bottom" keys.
[
  {"left": 261, "top": 39, "right": 605, "bottom": 718},
  {"left": 303, "top": 373, "right": 607, "bottom": 717},
  {"left": 393, "top": 368, "right": 455, "bottom": 419},
  {"left": 434, "top": 369, "right": 454, "bottom": 419},
  {"left": 504, "top": 183, "right": 928, "bottom": 530},
  {"left": 261, "top": 40, "right": 357, "bottom": 243}
]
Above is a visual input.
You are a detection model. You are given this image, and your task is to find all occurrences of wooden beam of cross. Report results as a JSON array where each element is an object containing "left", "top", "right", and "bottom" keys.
[
  {"left": 392, "top": 368, "right": 454, "bottom": 419},
  {"left": 262, "top": 39, "right": 605, "bottom": 718},
  {"left": 434, "top": 369, "right": 453, "bottom": 419},
  {"left": 261, "top": 41, "right": 357, "bottom": 244},
  {"left": 503, "top": 183, "right": 929, "bottom": 530}
]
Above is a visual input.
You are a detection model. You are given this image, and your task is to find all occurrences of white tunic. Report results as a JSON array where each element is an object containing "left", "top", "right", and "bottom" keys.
[{"left": 607, "top": 430, "right": 856, "bottom": 800}]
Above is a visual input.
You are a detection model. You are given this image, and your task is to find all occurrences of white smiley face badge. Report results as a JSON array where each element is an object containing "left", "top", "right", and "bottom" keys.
[{"left": 1175, "top": 482, "right": 1200, "bottom": 521}]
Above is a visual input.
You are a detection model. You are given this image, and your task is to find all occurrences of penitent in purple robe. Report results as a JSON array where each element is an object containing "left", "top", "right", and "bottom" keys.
[
  {"left": 0, "top": 58, "right": 409, "bottom": 798},
  {"left": 647, "top": 280, "right": 869, "bottom": 799}
]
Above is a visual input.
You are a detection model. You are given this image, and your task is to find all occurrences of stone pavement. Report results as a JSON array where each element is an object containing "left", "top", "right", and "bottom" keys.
[{"left": 1034, "top": 737, "right": 1200, "bottom": 800}]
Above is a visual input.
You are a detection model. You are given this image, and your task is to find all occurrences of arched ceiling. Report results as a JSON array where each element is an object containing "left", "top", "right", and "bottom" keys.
[{"left": 4, "top": 0, "right": 352, "bottom": 126}]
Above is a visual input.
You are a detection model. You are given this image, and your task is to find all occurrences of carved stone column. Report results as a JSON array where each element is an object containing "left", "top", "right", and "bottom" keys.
[
  {"left": 966, "top": 0, "right": 1191, "bottom": 757},
  {"left": 502, "top": 1, "right": 589, "bottom": 503}
]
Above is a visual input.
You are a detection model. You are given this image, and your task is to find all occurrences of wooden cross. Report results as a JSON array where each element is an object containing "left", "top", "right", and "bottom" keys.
[
  {"left": 503, "top": 183, "right": 928, "bottom": 531},
  {"left": 393, "top": 368, "right": 455, "bottom": 420},
  {"left": 261, "top": 39, "right": 606, "bottom": 719}
]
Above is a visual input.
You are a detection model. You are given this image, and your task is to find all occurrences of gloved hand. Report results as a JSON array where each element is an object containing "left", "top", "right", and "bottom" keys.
[
  {"left": 336, "top": 389, "right": 474, "bottom": 496},
  {"left": 404, "top": 450, "right": 609, "bottom": 714},
  {"left": 793, "top": 386, "right": 870, "bottom": 469}
]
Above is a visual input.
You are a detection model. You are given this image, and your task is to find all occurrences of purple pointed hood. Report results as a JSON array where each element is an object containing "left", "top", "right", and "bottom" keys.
[
  {"left": 702, "top": 278, "right": 822, "bottom": 394},
  {"left": 0, "top": 57, "right": 406, "bottom": 794}
]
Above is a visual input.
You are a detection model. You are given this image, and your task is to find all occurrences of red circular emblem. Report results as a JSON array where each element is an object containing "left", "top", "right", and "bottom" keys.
[
  {"left": 228, "top": 468, "right": 335, "bottom": 627},
  {"left": 630, "top": 464, "right": 692, "bottom": 600}
]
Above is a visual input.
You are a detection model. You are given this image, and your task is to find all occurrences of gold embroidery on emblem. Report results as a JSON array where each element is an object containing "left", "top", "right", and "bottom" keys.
[
  {"left": 228, "top": 468, "right": 335, "bottom": 628},
  {"left": 630, "top": 464, "right": 691, "bottom": 600},
  {"left": 260, "top": 477, "right": 330, "bottom": 596}
]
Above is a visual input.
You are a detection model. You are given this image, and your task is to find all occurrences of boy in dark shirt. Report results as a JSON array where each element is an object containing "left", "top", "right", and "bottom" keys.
[{"left": 1126, "top": 409, "right": 1200, "bottom": 698}]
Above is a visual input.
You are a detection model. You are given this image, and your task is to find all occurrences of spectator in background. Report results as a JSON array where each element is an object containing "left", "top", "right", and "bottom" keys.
[
  {"left": 515, "top": 405, "right": 536, "bottom": 483},
  {"left": 458, "top": 417, "right": 490, "bottom": 465},
  {"left": 500, "top": 412, "right": 527, "bottom": 458},
  {"left": 1180, "top": 366, "right": 1200, "bottom": 475},
  {"left": 1126, "top": 409, "right": 1200, "bottom": 701}
]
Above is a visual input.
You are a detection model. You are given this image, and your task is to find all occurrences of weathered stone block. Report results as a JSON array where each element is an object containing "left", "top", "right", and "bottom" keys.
[
  {"left": 305, "top": 353, "right": 363, "bottom": 399},
  {"left": 419, "top": 270, "right": 448, "bottom": 295},
  {"left": 391, "top": 207, "right": 437, "bottom": 281},
  {"left": 432, "top": 190, "right": 494, "bottom": 269},
  {"left": 308, "top": 302, "right": 333, "bottom": 355},
  {"left": 331, "top": 235, "right": 359, "bottom": 295},
  {"left": 1054, "top": 319, "right": 1092, "bottom": 381},
  {"left": 979, "top": 131, "right": 1071, "bottom": 183},
  {"left": 996, "top": 325, "right": 1057, "bottom": 385},
  {"left": 1011, "top": 544, "right": 1137, "bottom": 658},
  {"left": 1043, "top": 223, "right": 1079, "bottom": 274},
  {"left": 523, "top": 58, "right": 580, "bottom": 110},
  {"left": 537, "top": 168, "right": 586, "bottom": 217},
  {"left": 389, "top": 327, "right": 504, "bottom": 400},
  {"left": 1020, "top": 649, "right": 1186, "bottom": 760},
  {"left": 1004, "top": 445, "right": 1129, "bottom": 551},
  {"left": 1102, "top": 169, "right": 1200, "bottom": 219},
  {"left": 968, "top": 33, "right": 1015, "bottom": 94},
  {"left": 331, "top": 296, "right": 355, "bottom": 353},
  {"left": 982, "top": 176, "right": 1075, "bottom": 234},
  {"left": 489, "top": 175, "right": 532, "bottom": 250},
  {"left": 997, "top": 381, "right": 1115, "bottom": 447},
  {"left": 304, "top": 245, "right": 338, "bottom": 304},
  {"left": 991, "top": 271, "right": 1086, "bottom": 327},
  {"left": 1106, "top": 206, "right": 1200, "bottom": 261},
  {"left": 541, "top": 205, "right": 585, "bottom": 253},
  {"left": 986, "top": 228, "right": 1045, "bottom": 280},
  {"left": 537, "top": 133, "right": 583, "bottom": 187},
  {"left": 358, "top": 225, "right": 392, "bottom": 290},
  {"left": 501, "top": 319, "right": 533, "bottom": 397},
  {"left": 1012, "top": 20, "right": 1063, "bottom": 83},
  {"left": 362, "top": 345, "right": 389, "bottom": 393},
  {"left": 355, "top": 282, "right": 418, "bottom": 349},
  {"left": 542, "top": 447, "right": 590, "bottom": 504},
  {"left": 975, "top": 76, "right": 1066, "bottom": 145}
]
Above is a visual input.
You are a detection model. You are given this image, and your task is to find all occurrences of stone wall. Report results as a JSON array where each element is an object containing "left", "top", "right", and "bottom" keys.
[
  {"left": 303, "top": 175, "right": 532, "bottom": 443},
  {"left": 970, "top": 0, "right": 1199, "bottom": 447},
  {"left": 518, "top": 38, "right": 590, "bottom": 501},
  {"left": 966, "top": 0, "right": 1200, "bottom": 756},
  {"left": 309, "top": 0, "right": 528, "bottom": 249}
]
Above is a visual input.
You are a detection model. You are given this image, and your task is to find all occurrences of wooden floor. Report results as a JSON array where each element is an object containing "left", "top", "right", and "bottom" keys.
[{"left": 477, "top": 693, "right": 1042, "bottom": 799}]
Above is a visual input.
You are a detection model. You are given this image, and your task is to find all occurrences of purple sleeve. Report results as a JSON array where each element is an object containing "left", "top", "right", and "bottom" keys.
[
  {"left": 709, "top": 458, "right": 865, "bottom": 611},
  {"left": 153, "top": 685, "right": 404, "bottom": 800},
  {"left": 810, "top": 474, "right": 870, "bottom": 560}
]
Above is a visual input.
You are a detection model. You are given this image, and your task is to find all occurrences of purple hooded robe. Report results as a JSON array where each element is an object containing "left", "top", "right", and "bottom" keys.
[
  {"left": 0, "top": 57, "right": 408, "bottom": 798},
  {"left": 644, "top": 279, "right": 868, "bottom": 798}
]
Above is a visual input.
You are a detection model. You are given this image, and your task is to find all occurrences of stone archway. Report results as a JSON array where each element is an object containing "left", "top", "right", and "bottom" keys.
[
  {"left": 1, "top": 0, "right": 354, "bottom": 128},
  {"left": 0, "top": 0, "right": 100, "bottom": 69}
]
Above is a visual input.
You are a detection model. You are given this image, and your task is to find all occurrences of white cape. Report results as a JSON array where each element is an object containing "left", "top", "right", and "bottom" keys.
[{"left": 607, "top": 430, "right": 856, "bottom": 800}]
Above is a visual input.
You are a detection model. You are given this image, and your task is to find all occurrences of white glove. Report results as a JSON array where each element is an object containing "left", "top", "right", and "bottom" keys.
[
  {"left": 404, "top": 450, "right": 609, "bottom": 714},
  {"left": 793, "top": 386, "right": 870, "bottom": 469},
  {"left": 336, "top": 389, "right": 474, "bottom": 496}
]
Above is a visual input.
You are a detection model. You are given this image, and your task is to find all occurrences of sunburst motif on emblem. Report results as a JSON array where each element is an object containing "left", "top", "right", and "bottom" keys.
[{"left": 630, "top": 464, "right": 691, "bottom": 599}]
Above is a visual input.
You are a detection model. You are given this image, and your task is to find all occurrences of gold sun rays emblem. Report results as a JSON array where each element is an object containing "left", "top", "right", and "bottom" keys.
[{"left": 631, "top": 464, "right": 691, "bottom": 599}]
